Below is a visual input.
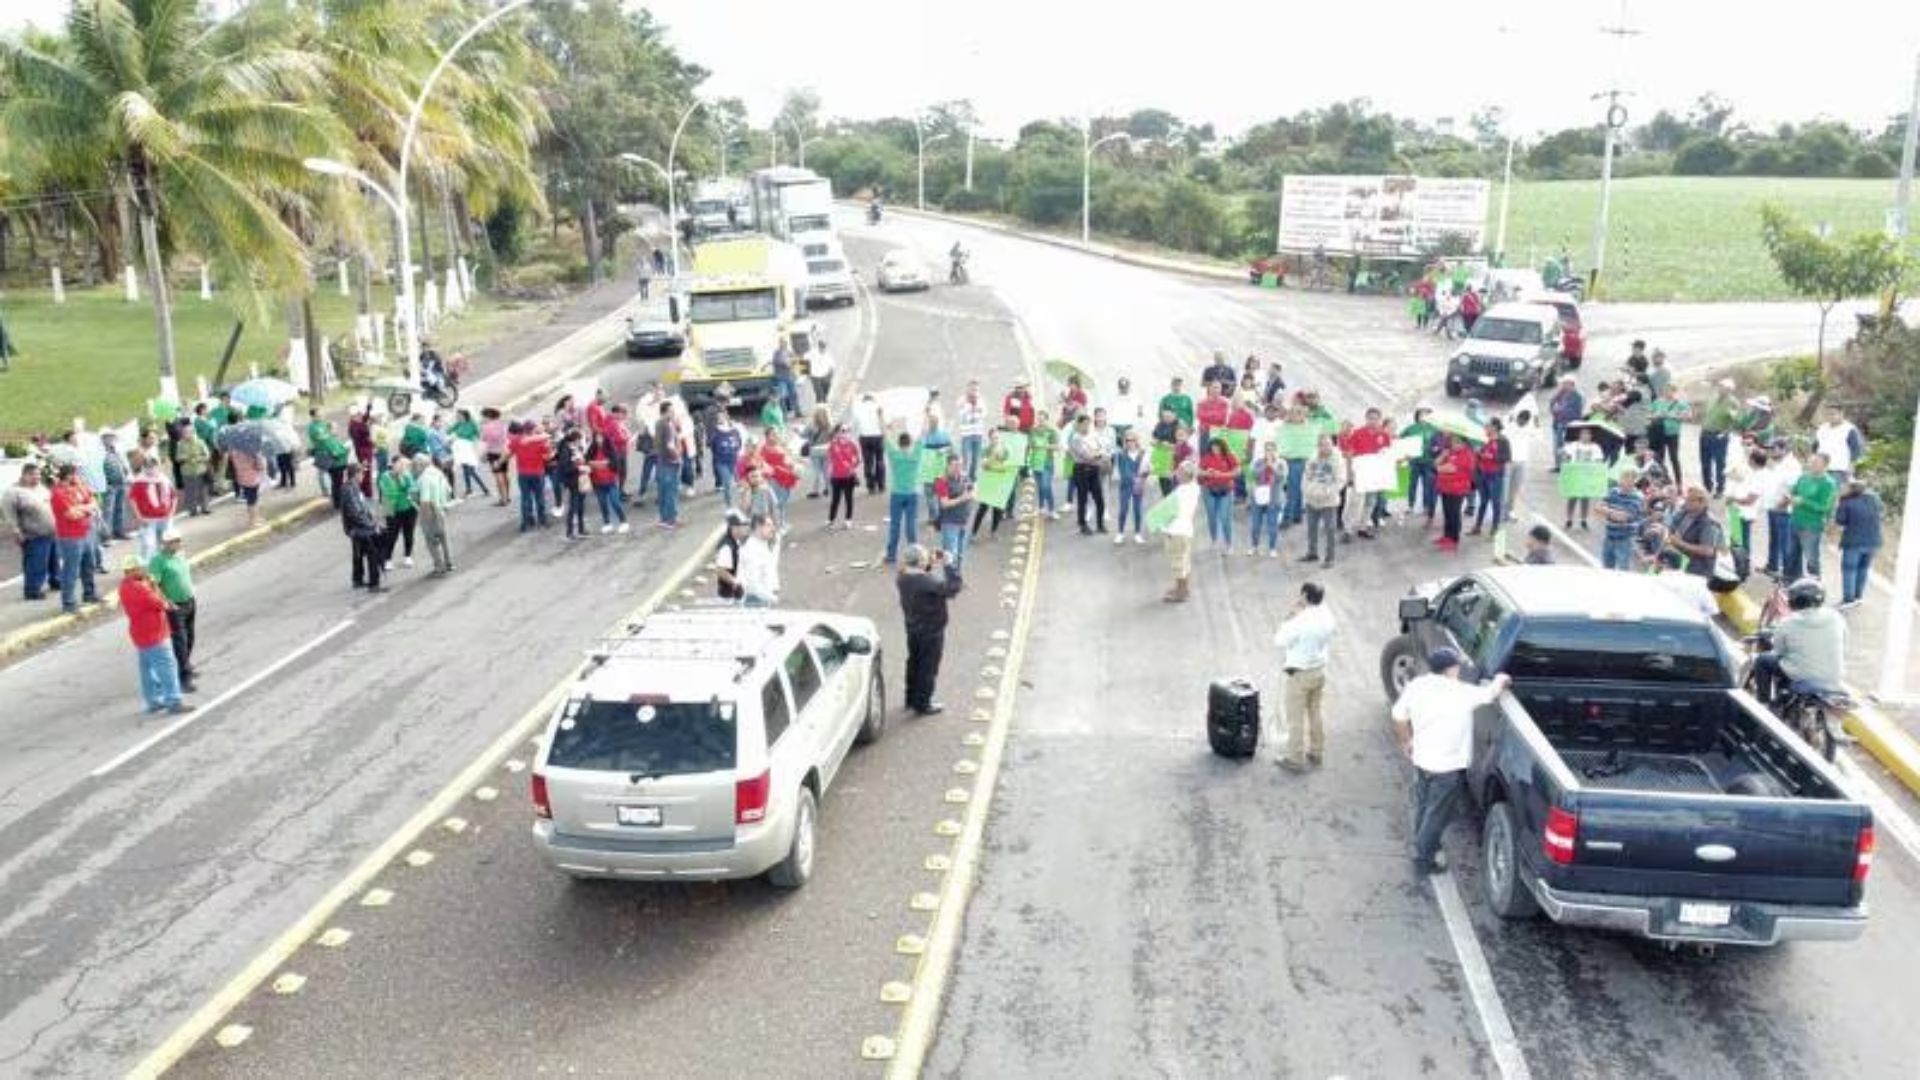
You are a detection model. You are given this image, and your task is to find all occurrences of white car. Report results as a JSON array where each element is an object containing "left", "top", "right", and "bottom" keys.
[{"left": 876, "top": 251, "right": 931, "bottom": 292}]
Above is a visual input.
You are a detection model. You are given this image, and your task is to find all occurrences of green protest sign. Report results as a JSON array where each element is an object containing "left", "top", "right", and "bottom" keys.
[
  {"left": 1390, "top": 462, "right": 1410, "bottom": 501},
  {"left": 1557, "top": 460, "right": 1609, "bottom": 499},
  {"left": 1217, "top": 429, "right": 1249, "bottom": 462},
  {"left": 1145, "top": 493, "right": 1180, "bottom": 533},
  {"left": 918, "top": 448, "right": 951, "bottom": 485},
  {"left": 1277, "top": 423, "right": 1318, "bottom": 459},
  {"left": 999, "top": 432, "right": 1029, "bottom": 466},
  {"left": 976, "top": 466, "right": 1018, "bottom": 510},
  {"left": 1150, "top": 444, "right": 1174, "bottom": 477}
]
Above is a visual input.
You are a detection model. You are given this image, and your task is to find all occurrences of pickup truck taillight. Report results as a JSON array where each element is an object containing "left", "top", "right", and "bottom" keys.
[
  {"left": 1855, "top": 824, "right": 1876, "bottom": 883},
  {"left": 532, "top": 772, "right": 551, "bottom": 820},
  {"left": 1543, "top": 807, "right": 1579, "bottom": 866}
]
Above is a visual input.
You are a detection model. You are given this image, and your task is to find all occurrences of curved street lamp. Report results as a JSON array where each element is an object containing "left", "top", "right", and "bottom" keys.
[
  {"left": 782, "top": 117, "right": 820, "bottom": 169},
  {"left": 619, "top": 151, "right": 687, "bottom": 278},
  {"left": 1082, "top": 129, "right": 1130, "bottom": 246},
  {"left": 916, "top": 121, "right": 949, "bottom": 212}
]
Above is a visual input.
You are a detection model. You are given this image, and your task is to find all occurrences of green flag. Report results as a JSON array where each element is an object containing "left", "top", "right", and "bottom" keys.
[
  {"left": 1145, "top": 493, "right": 1181, "bottom": 533},
  {"left": 1150, "top": 444, "right": 1175, "bottom": 478},
  {"left": 1217, "top": 429, "right": 1249, "bottom": 463}
]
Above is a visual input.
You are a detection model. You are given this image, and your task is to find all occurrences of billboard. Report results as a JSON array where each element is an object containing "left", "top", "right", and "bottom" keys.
[{"left": 1277, "top": 175, "right": 1491, "bottom": 257}]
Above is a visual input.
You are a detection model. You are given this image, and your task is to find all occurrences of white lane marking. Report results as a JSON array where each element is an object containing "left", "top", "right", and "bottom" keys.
[
  {"left": 1430, "top": 873, "right": 1533, "bottom": 1080},
  {"left": 1531, "top": 512, "right": 1920, "bottom": 865},
  {"left": 91, "top": 619, "right": 357, "bottom": 778}
]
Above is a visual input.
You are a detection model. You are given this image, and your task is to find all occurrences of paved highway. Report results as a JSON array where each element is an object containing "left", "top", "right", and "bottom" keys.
[{"left": 5, "top": 208, "right": 1919, "bottom": 1080}]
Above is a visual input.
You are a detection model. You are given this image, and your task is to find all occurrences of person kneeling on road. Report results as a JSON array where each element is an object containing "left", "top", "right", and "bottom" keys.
[
  {"left": 1392, "top": 647, "right": 1510, "bottom": 876},
  {"left": 897, "top": 544, "right": 963, "bottom": 717}
]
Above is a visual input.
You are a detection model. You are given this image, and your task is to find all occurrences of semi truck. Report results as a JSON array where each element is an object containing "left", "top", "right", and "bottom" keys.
[
  {"left": 689, "top": 178, "right": 751, "bottom": 235},
  {"left": 749, "top": 167, "right": 835, "bottom": 244},
  {"left": 674, "top": 234, "right": 808, "bottom": 408}
]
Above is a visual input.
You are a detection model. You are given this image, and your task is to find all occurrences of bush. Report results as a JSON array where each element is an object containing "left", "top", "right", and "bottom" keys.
[
  {"left": 485, "top": 197, "right": 532, "bottom": 266},
  {"left": 1850, "top": 150, "right": 1896, "bottom": 179},
  {"left": 940, "top": 187, "right": 999, "bottom": 214},
  {"left": 1673, "top": 135, "right": 1738, "bottom": 176},
  {"left": 1738, "top": 144, "right": 1787, "bottom": 175}
]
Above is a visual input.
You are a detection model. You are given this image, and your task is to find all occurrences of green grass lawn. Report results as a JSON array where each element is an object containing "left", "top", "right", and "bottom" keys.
[{"left": 1492, "top": 176, "right": 1918, "bottom": 303}]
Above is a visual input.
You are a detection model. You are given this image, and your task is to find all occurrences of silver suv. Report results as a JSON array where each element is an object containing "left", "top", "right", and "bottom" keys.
[{"left": 531, "top": 608, "right": 886, "bottom": 889}]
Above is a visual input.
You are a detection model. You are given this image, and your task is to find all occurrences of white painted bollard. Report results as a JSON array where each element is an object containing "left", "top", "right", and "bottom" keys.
[
  {"left": 51, "top": 265, "right": 65, "bottom": 304},
  {"left": 423, "top": 279, "right": 441, "bottom": 324},
  {"left": 123, "top": 264, "right": 139, "bottom": 302},
  {"left": 338, "top": 259, "right": 350, "bottom": 297},
  {"left": 195, "top": 376, "right": 211, "bottom": 400},
  {"left": 458, "top": 256, "right": 474, "bottom": 300},
  {"left": 199, "top": 265, "right": 211, "bottom": 301},
  {"left": 443, "top": 265, "right": 464, "bottom": 312}
]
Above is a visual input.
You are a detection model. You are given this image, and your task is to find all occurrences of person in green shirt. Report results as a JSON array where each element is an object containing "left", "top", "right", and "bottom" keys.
[
  {"left": 1399, "top": 407, "right": 1440, "bottom": 521},
  {"left": 759, "top": 395, "right": 786, "bottom": 433},
  {"left": 376, "top": 458, "right": 419, "bottom": 569},
  {"left": 882, "top": 422, "right": 923, "bottom": 566},
  {"left": 412, "top": 452, "right": 456, "bottom": 575},
  {"left": 1157, "top": 376, "right": 1194, "bottom": 432},
  {"left": 1027, "top": 411, "right": 1060, "bottom": 519},
  {"left": 148, "top": 531, "right": 198, "bottom": 692},
  {"left": 1696, "top": 378, "right": 1740, "bottom": 497},
  {"left": 1646, "top": 384, "right": 1692, "bottom": 487},
  {"left": 307, "top": 410, "right": 352, "bottom": 506},
  {"left": 1786, "top": 452, "right": 1837, "bottom": 581},
  {"left": 399, "top": 415, "right": 431, "bottom": 459}
]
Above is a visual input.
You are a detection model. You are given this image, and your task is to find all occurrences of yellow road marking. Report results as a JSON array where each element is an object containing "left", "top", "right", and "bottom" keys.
[{"left": 125, "top": 526, "right": 725, "bottom": 1079}]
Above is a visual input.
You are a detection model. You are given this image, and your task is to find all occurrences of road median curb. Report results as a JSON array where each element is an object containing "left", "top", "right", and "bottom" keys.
[
  {"left": 0, "top": 496, "right": 331, "bottom": 662},
  {"left": 1717, "top": 584, "right": 1920, "bottom": 800},
  {"left": 860, "top": 202, "right": 1246, "bottom": 283}
]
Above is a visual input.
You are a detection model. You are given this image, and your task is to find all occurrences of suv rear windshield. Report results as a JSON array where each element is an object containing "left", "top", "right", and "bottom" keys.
[
  {"left": 1470, "top": 318, "right": 1543, "bottom": 346},
  {"left": 547, "top": 698, "right": 737, "bottom": 773},
  {"left": 1506, "top": 620, "right": 1729, "bottom": 686},
  {"left": 808, "top": 259, "right": 846, "bottom": 274}
]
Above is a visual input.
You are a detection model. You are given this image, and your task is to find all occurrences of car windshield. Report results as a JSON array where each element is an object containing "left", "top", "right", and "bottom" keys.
[
  {"left": 546, "top": 697, "right": 737, "bottom": 774},
  {"left": 787, "top": 214, "right": 831, "bottom": 233},
  {"left": 808, "top": 259, "right": 846, "bottom": 274},
  {"left": 689, "top": 288, "right": 779, "bottom": 323},
  {"left": 1506, "top": 620, "right": 1729, "bottom": 686},
  {"left": 691, "top": 200, "right": 729, "bottom": 215},
  {"left": 1471, "top": 318, "right": 1543, "bottom": 346}
]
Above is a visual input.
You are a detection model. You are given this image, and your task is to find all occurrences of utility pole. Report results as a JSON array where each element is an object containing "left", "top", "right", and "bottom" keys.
[
  {"left": 1588, "top": 3, "right": 1641, "bottom": 297},
  {"left": 1878, "top": 50, "right": 1920, "bottom": 702}
]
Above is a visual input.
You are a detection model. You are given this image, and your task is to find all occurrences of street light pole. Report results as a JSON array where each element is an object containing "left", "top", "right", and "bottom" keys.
[
  {"left": 1496, "top": 132, "right": 1516, "bottom": 264},
  {"left": 1588, "top": 3, "right": 1641, "bottom": 297},
  {"left": 782, "top": 118, "right": 817, "bottom": 169},
  {"left": 916, "top": 121, "right": 948, "bottom": 211},
  {"left": 395, "top": 0, "right": 540, "bottom": 387},
  {"left": 664, "top": 100, "right": 705, "bottom": 280},
  {"left": 1082, "top": 128, "right": 1128, "bottom": 247},
  {"left": 965, "top": 128, "right": 975, "bottom": 191},
  {"left": 619, "top": 152, "right": 684, "bottom": 283},
  {"left": 1877, "top": 51, "right": 1920, "bottom": 702}
]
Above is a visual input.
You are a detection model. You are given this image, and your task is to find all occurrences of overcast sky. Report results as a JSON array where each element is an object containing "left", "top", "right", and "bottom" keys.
[{"left": 7, "top": 1, "right": 1917, "bottom": 140}]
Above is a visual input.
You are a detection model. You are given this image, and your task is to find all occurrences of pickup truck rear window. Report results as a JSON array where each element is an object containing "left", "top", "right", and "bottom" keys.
[
  {"left": 547, "top": 698, "right": 737, "bottom": 774},
  {"left": 1506, "top": 619, "right": 1729, "bottom": 685}
]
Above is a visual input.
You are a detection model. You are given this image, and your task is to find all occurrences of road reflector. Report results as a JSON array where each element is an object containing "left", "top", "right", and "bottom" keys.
[
  {"left": 953, "top": 760, "right": 979, "bottom": 775},
  {"left": 359, "top": 888, "right": 393, "bottom": 908},
  {"left": 975, "top": 686, "right": 996, "bottom": 700},
  {"left": 944, "top": 788, "right": 971, "bottom": 804},
  {"left": 473, "top": 786, "right": 498, "bottom": 802},
  {"left": 990, "top": 629, "right": 1010, "bottom": 641},
  {"left": 679, "top": 588, "right": 695, "bottom": 598},
  {"left": 896, "top": 934, "right": 927, "bottom": 955},
  {"left": 909, "top": 892, "right": 941, "bottom": 911},
  {"left": 880, "top": 981, "right": 913, "bottom": 1004},
  {"left": 970, "top": 708, "right": 991, "bottom": 723},
  {"left": 442, "top": 817, "right": 468, "bottom": 835},
  {"left": 962, "top": 732, "right": 986, "bottom": 747},
  {"left": 502, "top": 759, "right": 526, "bottom": 773},
  {"left": 981, "top": 665, "right": 1002, "bottom": 678},
  {"left": 924, "top": 853, "right": 952, "bottom": 872},
  {"left": 986, "top": 646, "right": 1007, "bottom": 659},
  {"left": 213, "top": 1025, "right": 253, "bottom": 1049},
  {"left": 404, "top": 850, "right": 434, "bottom": 868},
  {"left": 935, "top": 819, "right": 962, "bottom": 837},
  {"left": 271, "top": 973, "right": 307, "bottom": 996},
  {"left": 315, "top": 927, "right": 352, "bottom": 948},
  {"left": 693, "top": 574, "right": 709, "bottom": 584},
  {"left": 860, "top": 1035, "right": 897, "bottom": 1061},
  {"left": 1000, "top": 582, "right": 1019, "bottom": 594}
]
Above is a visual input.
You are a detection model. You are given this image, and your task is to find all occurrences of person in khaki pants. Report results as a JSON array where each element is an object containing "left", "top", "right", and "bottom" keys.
[{"left": 1273, "top": 582, "right": 1336, "bottom": 771}]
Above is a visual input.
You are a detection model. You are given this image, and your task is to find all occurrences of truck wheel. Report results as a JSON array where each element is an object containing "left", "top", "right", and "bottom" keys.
[
  {"left": 1483, "top": 802, "right": 1540, "bottom": 920},
  {"left": 766, "top": 786, "right": 817, "bottom": 890},
  {"left": 855, "top": 665, "right": 886, "bottom": 746},
  {"left": 1380, "top": 634, "right": 1422, "bottom": 700},
  {"left": 1444, "top": 378, "right": 1462, "bottom": 399}
]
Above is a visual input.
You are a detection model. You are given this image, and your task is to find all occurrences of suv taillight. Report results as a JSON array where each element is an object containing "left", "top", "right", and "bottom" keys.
[
  {"left": 1855, "top": 824, "right": 1876, "bottom": 883},
  {"left": 531, "top": 773, "right": 551, "bottom": 820},
  {"left": 1543, "top": 806, "right": 1578, "bottom": 866},
  {"left": 735, "top": 769, "right": 770, "bottom": 825}
]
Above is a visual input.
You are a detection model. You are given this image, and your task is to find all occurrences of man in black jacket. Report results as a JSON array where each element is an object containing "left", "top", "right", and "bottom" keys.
[
  {"left": 340, "top": 464, "right": 385, "bottom": 592},
  {"left": 896, "top": 543, "right": 963, "bottom": 716}
]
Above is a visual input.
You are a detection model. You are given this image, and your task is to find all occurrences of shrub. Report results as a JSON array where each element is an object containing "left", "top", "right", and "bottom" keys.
[
  {"left": 1850, "top": 150, "right": 1896, "bottom": 179},
  {"left": 1673, "top": 135, "right": 1738, "bottom": 176}
]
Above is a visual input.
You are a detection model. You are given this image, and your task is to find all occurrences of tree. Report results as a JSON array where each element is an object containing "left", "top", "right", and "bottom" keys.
[
  {"left": 1673, "top": 135, "right": 1738, "bottom": 176},
  {"left": 776, "top": 87, "right": 822, "bottom": 155},
  {"left": 1758, "top": 204, "right": 1911, "bottom": 419},
  {"left": 1689, "top": 93, "right": 1736, "bottom": 137},
  {"left": 1, "top": 0, "right": 336, "bottom": 392},
  {"left": 1636, "top": 109, "right": 1692, "bottom": 153},
  {"left": 1527, "top": 127, "right": 1605, "bottom": 172},
  {"left": 1785, "top": 124, "right": 1854, "bottom": 176}
]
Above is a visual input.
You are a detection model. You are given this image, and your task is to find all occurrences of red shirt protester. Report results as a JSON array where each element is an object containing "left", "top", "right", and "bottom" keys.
[
  {"left": 828, "top": 434, "right": 861, "bottom": 480},
  {"left": 762, "top": 443, "right": 799, "bottom": 490},
  {"left": 1226, "top": 404, "right": 1256, "bottom": 431},
  {"left": 120, "top": 574, "right": 172, "bottom": 649},
  {"left": 1476, "top": 435, "right": 1508, "bottom": 478},
  {"left": 1001, "top": 391, "right": 1035, "bottom": 432},
  {"left": 587, "top": 446, "right": 618, "bottom": 488},
  {"left": 50, "top": 481, "right": 97, "bottom": 540},
  {"left": 129, "top": 474, "right": 176, "bottom": 522},
  {"left": 1196, "top": 395, "right": 1230, "bottom": 433},
  {"left": 1342, "top": 425, "right": 1392, "bottom": 457},
  {"left": 509, "top": 430, "right": 552, "bottom": 477},
  {"left": 1199, "top": 449, "right": 1240, "bottom": 493},
  {"left": 1436, "top": 443, "right": 1477, "bottom": 496}
]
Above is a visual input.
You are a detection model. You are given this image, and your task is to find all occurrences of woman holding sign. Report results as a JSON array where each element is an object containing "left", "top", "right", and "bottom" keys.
[
  {"left": 1433, "top": 434, "right": 1476, "bottom": 552},
  {"left": 971, "top": 429, "right": 1016, "bottom": 541},
  {"left": 1248, "top": 443, "right": 1289, "bottom": 558},
  {"left": 1199, "top": 437, "right": 1241, "bottom": 550}
]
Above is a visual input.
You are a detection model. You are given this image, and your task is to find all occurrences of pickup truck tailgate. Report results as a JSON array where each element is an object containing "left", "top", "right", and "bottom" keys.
[{"left": 1562, "top": 790, "right": 1869, "bottom": 907}]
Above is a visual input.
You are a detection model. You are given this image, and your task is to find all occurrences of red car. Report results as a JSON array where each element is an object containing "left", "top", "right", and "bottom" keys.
[{"left": 1528, "top": 292, "right": 1585, "bottom": 368}]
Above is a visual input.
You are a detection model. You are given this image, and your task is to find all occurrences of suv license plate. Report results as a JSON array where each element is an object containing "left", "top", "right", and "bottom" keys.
[
  {"left": 616, "top": 805, "right": 662, "bottom": 827},
  {"left": 1679, "top": 902, "right": 1732, "bottom": 927},
  {"left": 1477, "top": 374, "right": 1497, "bottom": 386}
]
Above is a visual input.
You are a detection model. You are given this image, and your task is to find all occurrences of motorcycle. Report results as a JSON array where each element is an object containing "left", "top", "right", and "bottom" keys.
[
  {"left": 868, "top": 202, "right": 883, "bottom": 224},
  {"left": 949, "top": 250, "right": 970, "bottom": 286},
  {"left": 416, "top": 348, "right": 461, "bottom": 409}
]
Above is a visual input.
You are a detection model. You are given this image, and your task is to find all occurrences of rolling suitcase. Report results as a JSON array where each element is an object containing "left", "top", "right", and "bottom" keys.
[{"left": 1207, "top": 677, "right": 1260, "bottom": 758}]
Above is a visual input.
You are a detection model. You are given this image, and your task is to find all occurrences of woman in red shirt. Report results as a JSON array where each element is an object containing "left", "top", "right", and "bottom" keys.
[
  {"left": 1198, "top": 437, "right": 1241, "bottom": 549},
  {"left": 760, "top": 433, "right": 800, "bottom": 532},
  {"left": 587, "top": 432, "right": 628, "bottom": 534},
  {"left": 119, "top": 559, "right": 186, "bottom": 714},
  {"left": 1470, "top": 419, "right": 1511, "bottom": 537},
  {"left": 826, "top": 424, "right": 862, "bottom": 528},
  {"left": 1058, "top": 376, "right": 1089, "bottom": 426},
  {"left": 1433, "top": 434, "right": 1478, "bottom": 550}
]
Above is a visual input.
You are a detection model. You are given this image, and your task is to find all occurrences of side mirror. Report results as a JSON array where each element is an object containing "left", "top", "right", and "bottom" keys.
[
  {"left": 845, "top": 635, "right": 874, "bottom": 656},
  {"left": 1398, "top": 595, "right": 1432, "bottom": 623}
]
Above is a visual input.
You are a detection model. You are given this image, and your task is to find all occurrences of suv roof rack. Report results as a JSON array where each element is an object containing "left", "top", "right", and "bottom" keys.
[{"left": 584, "top": 611, "right": 788, "bottom": 669}]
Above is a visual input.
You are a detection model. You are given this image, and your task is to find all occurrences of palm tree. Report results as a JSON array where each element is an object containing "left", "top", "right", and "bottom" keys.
[{"left": 0, "top": 0, "right": 337, "bottom": 396}]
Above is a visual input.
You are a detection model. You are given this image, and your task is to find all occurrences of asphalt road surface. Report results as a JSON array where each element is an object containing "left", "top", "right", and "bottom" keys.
[{"left": 7, "top": 208, "right": 1920, "bottom": 1080}]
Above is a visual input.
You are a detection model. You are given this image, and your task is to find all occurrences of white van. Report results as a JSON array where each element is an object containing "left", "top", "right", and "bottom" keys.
[{"left": 803, "top": 235, "right": 856, "bottom": 308}]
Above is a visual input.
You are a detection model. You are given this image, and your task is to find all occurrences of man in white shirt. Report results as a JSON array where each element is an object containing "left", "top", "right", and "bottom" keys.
[
  {"left": 738, "top": 513, "right": 781, "bottom": 607},
  {"left": 1813, "top": 404, "right": 1862, "bottom": 485},
  {"left": 1758, "top": 443, "right": 1802, "bottom": 577},
  {"left": 1160, "top": 461, "right": 1201, "bottom": 603},
  {"left": 954, "top": 382, "right": 988, "bottom": 480},
  {"left": 1391, "top": 647, "right": 1510, "bottom": 874},
  {"left": 1274, "top": 582, "right": 1336, "bottom": 772},
  {"left": 1107, "top": 376, "right": 1147, "bottom": 443},
  {"left": 853, "top": 393, "right": 887, "bottom": 494}
]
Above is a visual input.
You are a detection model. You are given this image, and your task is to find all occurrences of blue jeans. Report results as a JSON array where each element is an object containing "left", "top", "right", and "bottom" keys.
[
  {"left": 886, "top": 492, "right": 919, "bottom": 563},
  {"left": 1407, "top": 461, "right": 1437, "bottom": 516},
  {"left": 56, "top": 536, "right": 96, "bottom": 610},
  {"left": 940, "top": 522, "right": 970, "bottom": 570},
  {"left": 658, "top": 471, "right": 681, "bottom": 524},
  {"left": 1765, "top": 510, "right": 1791, "bottom": 574},
  {"left": 1249, "top": 501, "right": 1282, "bottom": 551},
  {"left": 595, "top": 484, "right": 627, "bottom": 525},
  {"left": 713, "top": 460, "right": 737, "bottom": 509},
  {"left": 1785, "top": 526, "right": 1823, "bottom": 580},
  {"left": 1699, "top": 431, "right": 1730, "bottom": 494},
  {"left": 1283, "top": 459, "right": 1307, "bottom": 526},
  {"left": 104, "top": 486, "right": 128, "bottom": 536},
  {"left": 1602, "top": 534, "right": 1635, "bottom": 570},
  {"left": 772, "top": 483, "right": 791, "bottom": 528},
  {"left": 1841, "top": 547, "right": 1875, "bottom": 605},
  {"left": 1115, "top": 484, "right": 1145, "bottom": 534},
  {"left": 636, "top": 453, "right": 657, "bottom": 499},
  {"left": 20, "top": 536, "right": 55, "bottom": 598},
  {"left": 961, "top": 435, "right": 984, "bottom": 480},
  {"left": 1411, "top": 768, "right": 1466, "bottom": 872},
  {"left": 1203, "top": 489, "right": 1233, "bottom": 545},
  {"left": 517, "top": 474, "right": 547, "bottom": 529},
  {"left": 1035, "top": 465, "right": 1056, "bottom": 513},
  {"left": 136, "top": 641, "right": 184, "bottom": 712},
  {"left": 1473, "top": 473, "right": 1505, "bottom": 531}
]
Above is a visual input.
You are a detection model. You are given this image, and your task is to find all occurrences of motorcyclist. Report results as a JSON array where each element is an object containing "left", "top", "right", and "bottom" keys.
[
  {"left": 868, "top": 196, "right": 883, "bottom": 223},
  {"left": 949, "top": 241, "right": 968, "bottom": 283},
  {"left": 419, "top": 344, "right": 449, "bottom": 393},
  {"left": 1751, "top": 578, "right": 1848, "bottom": 703}
]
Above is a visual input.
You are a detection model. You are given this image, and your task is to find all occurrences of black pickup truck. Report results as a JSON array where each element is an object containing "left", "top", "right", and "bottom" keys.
[{"left": 1382, "top": 566, "right": 1874, "bottom": 947}]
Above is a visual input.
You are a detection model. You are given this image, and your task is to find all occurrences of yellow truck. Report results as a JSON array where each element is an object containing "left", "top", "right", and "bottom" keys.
[{"left": 674, "top": 234, "right": 808, "bottom": 408}]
